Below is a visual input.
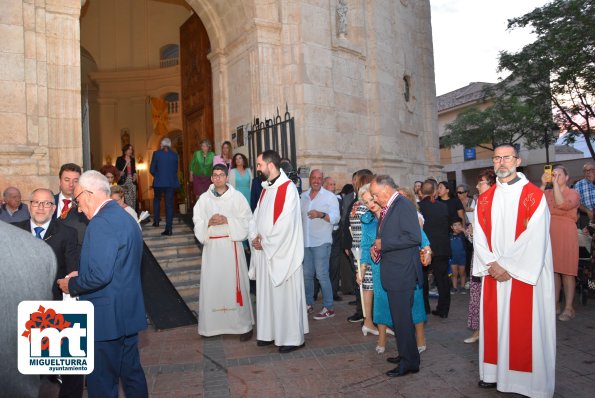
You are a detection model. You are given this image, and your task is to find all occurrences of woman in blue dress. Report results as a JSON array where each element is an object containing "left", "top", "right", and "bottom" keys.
[
  {"left": 228, "top": 153, "right": 252, "bottom": 205},
  {"left": 360, "top": 184, "right": 429, "bottom": 354}
]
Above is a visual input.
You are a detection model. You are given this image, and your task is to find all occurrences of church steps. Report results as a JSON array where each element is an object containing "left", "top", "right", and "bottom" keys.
[{"left": 141, "top": 217, "right": 201, "bottom": 317}]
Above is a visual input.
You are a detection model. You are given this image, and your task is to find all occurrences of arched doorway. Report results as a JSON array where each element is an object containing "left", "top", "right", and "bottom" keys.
[{"left": 180, "top": 12, "right": 214, "bottom": 206}]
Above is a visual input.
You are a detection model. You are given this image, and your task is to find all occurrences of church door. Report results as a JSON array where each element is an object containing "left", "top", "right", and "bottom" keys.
[{"left": 180, "top": 13, "right": 214, "bottom": 206}]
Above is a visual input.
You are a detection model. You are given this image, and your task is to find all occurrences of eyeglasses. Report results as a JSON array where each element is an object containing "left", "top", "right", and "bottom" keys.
[
  {"left": 492, "top": 155, "right": 518, "bottom": 163},
  {"left": 30, "top": 200, "right": 55, "bottom": 208},
  {"left": 585, "top": 168, "right": 594, "bottom": 173},
  {"left": 211, "top": 174, "right": 227, "bottom": 179},
  {"left": 456, "top": 191, "right": 466, "bottom": 194},
  {"left": 73, "top": 190, "right": 93, "bottom": 207}
]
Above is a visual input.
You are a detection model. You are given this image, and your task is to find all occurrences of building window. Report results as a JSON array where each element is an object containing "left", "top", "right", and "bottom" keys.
[
  {"left": 164, "top": 92, "right": 179, "bottom": 114},
  {"left": 160, "top": 44, "right": 179, "bottom": 68}
]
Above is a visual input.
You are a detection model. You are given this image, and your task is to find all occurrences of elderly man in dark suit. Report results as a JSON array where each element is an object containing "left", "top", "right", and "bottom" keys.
[
  {"left": 14, "top": 187, "right": 84, "bottom": 397},
  {"left": 150, "top": 137, "right": 180, "bottom": 236},
  {"left": 58, "top": 170, "right": 148, "bottom": 398},
  {"left": 370, "top": 175, "right": 422, "bottom": 378},
  {"left": 418, "top": 179, "right": 451, "bottom": 318}
]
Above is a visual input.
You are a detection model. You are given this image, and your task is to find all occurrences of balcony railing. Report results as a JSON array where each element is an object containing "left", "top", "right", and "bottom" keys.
[{"left": 160, "top": 57, "right": 179, "bottom": 68}]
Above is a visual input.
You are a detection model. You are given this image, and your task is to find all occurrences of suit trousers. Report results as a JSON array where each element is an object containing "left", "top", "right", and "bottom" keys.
[
  {"left": 153, "top": 187, "right": 175, "bottom": 230},
  {"left": 59, "top": 375, "right": 84, "bottom": 398},
  {"left": 87, "top": 334, "right": 148, "bottom": 398},
  {"left": 431, "top": 255, "right": 451, "bottom": 316},
  {"left": 386, "top": 288, "right": 420, "bottom": 372}
]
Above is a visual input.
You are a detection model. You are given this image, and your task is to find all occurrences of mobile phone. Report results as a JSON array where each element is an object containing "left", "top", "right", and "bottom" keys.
[{"left": 544, "top": 164, "right": 552, "bottom": 182}]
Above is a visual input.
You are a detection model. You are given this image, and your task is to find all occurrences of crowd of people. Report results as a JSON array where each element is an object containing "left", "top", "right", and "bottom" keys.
[{"left": 3, "top": 142, "right": 595, "bottom": 397}]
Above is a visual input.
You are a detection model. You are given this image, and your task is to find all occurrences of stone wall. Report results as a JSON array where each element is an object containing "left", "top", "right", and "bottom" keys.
[{"left": 0, "top": 0, "right": 82, "bottom": 197}]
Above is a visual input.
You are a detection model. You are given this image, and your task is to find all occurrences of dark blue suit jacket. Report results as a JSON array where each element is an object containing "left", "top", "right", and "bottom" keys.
[
  {"left": 150, "top": 149, "right": 180, "bottom": 188},
  {"left": 68, "top": 200, "right": 146, "bottom": 341},
  {"left": 378, "top": 194, "right": 423, "bottom": 292}
]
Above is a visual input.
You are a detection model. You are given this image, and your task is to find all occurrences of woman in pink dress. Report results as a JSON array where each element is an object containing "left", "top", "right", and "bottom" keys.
[{"left": 540, "top": 164, "right": 580, "bottom": 321}]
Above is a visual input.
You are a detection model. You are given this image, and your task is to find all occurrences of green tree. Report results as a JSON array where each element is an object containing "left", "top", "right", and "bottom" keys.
[
  {"left": 498, "top": 0, "right": 595, "bottom": 158},
  {"left": 441, "top": 92, "right": 556, "bottom": 151}
]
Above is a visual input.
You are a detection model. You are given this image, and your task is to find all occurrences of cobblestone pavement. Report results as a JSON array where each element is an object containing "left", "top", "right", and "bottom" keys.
[{"left": 138, "top": 291, "right": 595, "bottom": 398}]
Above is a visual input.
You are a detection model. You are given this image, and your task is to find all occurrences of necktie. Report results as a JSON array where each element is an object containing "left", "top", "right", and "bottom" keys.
[
  {"left": 60, "top": 199, "right": 71, "bottom": 219},
  {"left": 34, "top": 226, "right": 44, "bottom": 239}
]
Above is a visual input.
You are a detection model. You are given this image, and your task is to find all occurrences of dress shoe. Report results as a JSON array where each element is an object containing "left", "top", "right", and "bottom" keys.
[
  {"left": 362, "top": 325, "right": 379, "bottom": 336},
  {"left": 239, "top": 330, "right": 253, "bottom": 342},
  {"left": 386, "top": 356, "right": 401, "bottom": 364},
  {"left": 464, "top": 334, "right": 480, "bottom": 344},
  {"left": 375, "top": 345, "right": 385, "bottom": 354},
  {"left": 256, "top": 339, "right": 274, "bottom": 347},
  {"left": 161, "top": 229, "right": 172, "bottom": 236},
  {"left": 152, "top": 221, "right": 160, "bottom": 227},
  {"left": 347, "top": 313, "right": 363, "bottom": 323},
  {"left": 279, "top": 342, "right": 305, "bottom": 354},
  {"left": 478, "top": 380, "right": 497, "bottom": 389},
  {"left": 386, "top": 365, "right": 419, "bottom": 377},
  {"left": 333, "top": 295, "right": 343, "bottom": 301},
  {"left": 431, "top": 310, "right": 447, "bottom": 318}
]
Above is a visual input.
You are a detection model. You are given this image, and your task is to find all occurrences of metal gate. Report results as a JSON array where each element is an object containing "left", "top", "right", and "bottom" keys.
[{"left": 247, "top": 105, "right": 296, "bottom": 169}]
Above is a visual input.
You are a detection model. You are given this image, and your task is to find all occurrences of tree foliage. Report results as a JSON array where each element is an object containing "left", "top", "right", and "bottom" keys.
[
  {"left": 498, "top": 0, "right": 595, "bottom": 158},
  {"left": 442, "top": 92, "right": 556, "bottom": 152}
]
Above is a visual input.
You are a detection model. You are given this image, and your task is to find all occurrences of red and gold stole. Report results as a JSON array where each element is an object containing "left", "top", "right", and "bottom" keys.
[{"left": 476, "top": 182, "right": 542, "bottom": 373}]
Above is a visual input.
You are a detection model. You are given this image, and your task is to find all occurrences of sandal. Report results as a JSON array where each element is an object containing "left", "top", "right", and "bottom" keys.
[{"left": 558, "top": 309, "right": 575, "bottom": 322}]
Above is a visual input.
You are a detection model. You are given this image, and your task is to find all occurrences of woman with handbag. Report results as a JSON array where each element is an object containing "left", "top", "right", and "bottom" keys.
[{"left": 115, "top": 144, "right": 137, "bottom": 209}]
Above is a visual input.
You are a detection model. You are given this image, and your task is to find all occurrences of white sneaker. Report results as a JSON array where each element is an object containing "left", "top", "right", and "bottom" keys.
[{"left": 418, "top": 345, "right": 426, "bottom": 354}]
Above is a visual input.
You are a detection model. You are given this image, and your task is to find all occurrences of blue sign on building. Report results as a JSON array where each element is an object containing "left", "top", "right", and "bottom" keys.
[{"left": 464, "top": 148, "right": 476, "bottom": 161}]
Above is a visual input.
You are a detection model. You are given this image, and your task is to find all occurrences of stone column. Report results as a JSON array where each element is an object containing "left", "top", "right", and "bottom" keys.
[{"left": 0, "top": 0, "right": 82, "bottom": 194}]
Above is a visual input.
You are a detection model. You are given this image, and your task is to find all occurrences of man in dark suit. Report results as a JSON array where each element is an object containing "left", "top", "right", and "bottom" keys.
[
  {"left": 58, "top": 171, "right": 148, "bottom": 398},
  {"left": 418, "top": 179, "right": 451, "bottom": 318},
  {"left": 150, "top": 137, "right": 180, "bottom": 236},
  {"left": 13, "top": 187, "right": 84, "bottom": 397},
  {"left": 53, "top": 163, "right": 89, "bottom": 250},
  {"left": 370, "top": 175, "right": 422, "bottom": 378}
]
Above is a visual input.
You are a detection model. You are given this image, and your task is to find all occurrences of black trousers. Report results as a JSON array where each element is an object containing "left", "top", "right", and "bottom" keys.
[
  {"left": 386, "top": 288, "right": 420, "bottom": 372},
  {"left": 328, "top": 234, "right": 342, "bottom": 297},
  {"left": 431, "top": 255, "right": 451, "bottom": 316}
]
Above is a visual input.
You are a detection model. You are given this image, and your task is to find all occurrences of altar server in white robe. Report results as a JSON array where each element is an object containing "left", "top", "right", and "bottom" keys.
[
  {"left": 473, "top": 144, "right": 556, "bottom": 398},
  {"left": 249, "top": 150, "right": 308, "bottom": 353},
  {"left": 193, "top": 164, "right": 254, "bottom": 340}
]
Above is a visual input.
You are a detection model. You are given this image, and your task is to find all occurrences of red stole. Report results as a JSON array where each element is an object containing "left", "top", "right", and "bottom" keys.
[
  {"left": 476, "top": 182, "right": 542, "bottom": 373},
  {"left": 258, "top": 180, "right": 291, "bottom": 225}
]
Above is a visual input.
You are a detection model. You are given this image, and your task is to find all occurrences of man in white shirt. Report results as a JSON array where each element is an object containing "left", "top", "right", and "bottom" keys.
[{"left": 301, "top": 169, "right": 340, "bottom": 319}]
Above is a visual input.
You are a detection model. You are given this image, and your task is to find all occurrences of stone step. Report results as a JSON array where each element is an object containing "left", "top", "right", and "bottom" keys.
[
  {"left": 142, "top": 217, "right": 201, "bottom": 318},
  {"left": 167, "top": 267, "right": 201, "bottom": 284}
]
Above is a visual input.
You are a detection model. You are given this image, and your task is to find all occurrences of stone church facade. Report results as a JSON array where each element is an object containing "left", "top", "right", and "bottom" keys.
[{"left": 1, "top": 0, "right": 440, "bottom": 203}]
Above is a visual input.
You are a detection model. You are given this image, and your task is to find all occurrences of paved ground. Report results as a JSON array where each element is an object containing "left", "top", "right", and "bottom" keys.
[{"left": 136, "top": 291, "right": 595, "bottom": 398}]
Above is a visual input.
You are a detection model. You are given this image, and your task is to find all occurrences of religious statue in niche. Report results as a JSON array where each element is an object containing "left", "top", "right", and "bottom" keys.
[
  {"left": 121, "top": 128, "right": 130, "bottom": 148},
  {"left": 336, "top": 0, "right": 348, "bottom": 37}
]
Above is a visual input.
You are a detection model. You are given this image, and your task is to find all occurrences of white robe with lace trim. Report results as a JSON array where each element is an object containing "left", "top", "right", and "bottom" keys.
[
  {"left": 473, "top": 173, "right": 556, "bottom": 398},
  {"left": 249, "top": 170, "right": 309, "bottom": 346},
  {"left": 193, "top": 184, "right": 254, "bottom": 336}
]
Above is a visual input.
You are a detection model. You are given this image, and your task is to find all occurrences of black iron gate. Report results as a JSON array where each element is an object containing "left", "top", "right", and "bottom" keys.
[{"left": 247, "top": 105, "right": 296, "bottom": 169}]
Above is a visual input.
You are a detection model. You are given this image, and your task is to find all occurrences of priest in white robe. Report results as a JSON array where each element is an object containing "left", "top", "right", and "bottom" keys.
[
  {"left": 473, "top": 144, "right": 556, "bottom": 398},
  {"left": 249, "top": 150, "right": 308, "bottom": 353},
  {"left": 193, "top": 164, "right": 254, "bottom": 340}
]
